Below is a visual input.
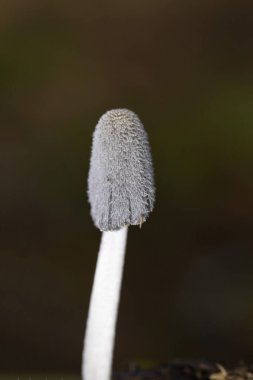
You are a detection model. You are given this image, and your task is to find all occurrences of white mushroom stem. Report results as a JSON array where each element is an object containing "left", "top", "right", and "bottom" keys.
[{"left": 82, "top": 226, "right": 128, "bottom": 380}]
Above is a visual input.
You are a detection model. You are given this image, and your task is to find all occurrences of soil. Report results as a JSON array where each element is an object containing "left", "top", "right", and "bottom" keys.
[{"left": 114, "top": 360, "right": 253, "bottom": 380}]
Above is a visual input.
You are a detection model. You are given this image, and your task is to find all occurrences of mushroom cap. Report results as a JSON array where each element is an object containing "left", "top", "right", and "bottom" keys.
[{"left": 88, "top": 109, "right": 155, "bottom": 231}]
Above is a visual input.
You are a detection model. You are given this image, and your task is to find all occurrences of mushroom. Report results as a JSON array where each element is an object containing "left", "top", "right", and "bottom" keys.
[{"left": 82, "top": 109, "right": 155, "bottom": 380}]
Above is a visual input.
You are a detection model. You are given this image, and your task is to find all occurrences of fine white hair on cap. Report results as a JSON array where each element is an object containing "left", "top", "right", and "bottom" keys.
[{"left": 88, "top": 108, "right": 155, "bottom": 231}]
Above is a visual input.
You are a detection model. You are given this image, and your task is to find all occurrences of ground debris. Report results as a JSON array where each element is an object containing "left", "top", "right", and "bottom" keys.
[
  {"left": 114, "top": 360, "right": 253, "bottom": 380},
  {"left": 210, "top": 364, "right": 253, "bottom": 380}
]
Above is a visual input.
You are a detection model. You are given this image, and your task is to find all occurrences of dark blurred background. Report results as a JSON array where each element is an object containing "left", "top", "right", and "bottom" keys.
[{"left": 1, "top": 0, "right": 253, "bottom": 375}]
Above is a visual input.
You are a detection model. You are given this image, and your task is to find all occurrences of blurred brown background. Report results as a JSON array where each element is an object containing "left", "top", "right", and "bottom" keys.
[{"left": 1, "top": 0, "right": 253, "bottom": 374}]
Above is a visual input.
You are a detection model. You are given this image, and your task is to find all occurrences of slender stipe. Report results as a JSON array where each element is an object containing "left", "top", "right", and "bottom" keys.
[{"left": 82, "top": 227, "right": 128, "bottom": 380}]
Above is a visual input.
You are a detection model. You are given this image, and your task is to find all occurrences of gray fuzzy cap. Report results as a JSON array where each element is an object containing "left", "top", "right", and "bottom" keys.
[{"left": 88, "top": 109, "right": 155, "bottom": 231}]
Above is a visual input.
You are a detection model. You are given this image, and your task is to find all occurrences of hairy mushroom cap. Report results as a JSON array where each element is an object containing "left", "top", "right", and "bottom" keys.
[{"left": 88, "top": 109, "right": 155, "bottom": 231}]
